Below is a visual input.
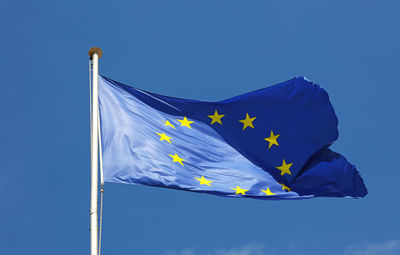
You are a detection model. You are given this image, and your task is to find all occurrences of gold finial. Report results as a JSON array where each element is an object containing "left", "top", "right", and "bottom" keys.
[{"left": 88, "top": 47, "right": 103, "bottom": 58}]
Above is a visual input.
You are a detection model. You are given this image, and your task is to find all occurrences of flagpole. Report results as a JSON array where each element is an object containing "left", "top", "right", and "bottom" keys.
[{"left": 89, "top": 47, "right": 102, "bottom": 255}]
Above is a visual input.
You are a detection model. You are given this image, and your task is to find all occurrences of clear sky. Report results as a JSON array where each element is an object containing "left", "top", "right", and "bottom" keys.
[{"left": 1, "top": 1, "right": 399, "bottom": 255}]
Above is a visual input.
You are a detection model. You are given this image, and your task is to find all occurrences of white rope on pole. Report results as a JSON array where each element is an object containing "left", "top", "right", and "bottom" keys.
[
  {"left": 97, "top": 110, "right": 104, "bottom": 255},
  {"left": 98, "top": 111, "right": 104, "bottom": 186},
  {"left": 98, "top": 184, "right": 104, "bottom": 255}
]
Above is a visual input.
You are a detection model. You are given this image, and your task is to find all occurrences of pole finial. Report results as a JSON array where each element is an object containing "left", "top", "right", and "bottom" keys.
[{"left": 89, "top": 47, "right": 103, "bottom": 58}]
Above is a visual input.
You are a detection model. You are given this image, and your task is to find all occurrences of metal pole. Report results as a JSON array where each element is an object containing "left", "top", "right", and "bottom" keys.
[{"left": 89, "top": 47, "right": 102, "bottom": 255}]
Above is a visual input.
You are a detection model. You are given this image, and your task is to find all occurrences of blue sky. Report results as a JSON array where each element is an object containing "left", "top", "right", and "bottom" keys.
[{"left": 1, "top": 1, "right": 400, "bottom": 254}]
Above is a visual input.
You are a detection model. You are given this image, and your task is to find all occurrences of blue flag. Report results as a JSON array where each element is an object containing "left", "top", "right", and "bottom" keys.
[{"left": 99, "top": 75, "right": 367, "bottom": 199}]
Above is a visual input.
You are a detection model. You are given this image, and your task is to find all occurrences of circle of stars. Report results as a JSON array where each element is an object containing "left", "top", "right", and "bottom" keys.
[{"left": 154, "top": 110, "right": 293, "bottom": 198}]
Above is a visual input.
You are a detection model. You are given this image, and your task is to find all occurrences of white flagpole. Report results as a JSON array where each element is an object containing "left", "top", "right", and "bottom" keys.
[{"left": 89, "top": 47, "right": 102, "bottom": 255}]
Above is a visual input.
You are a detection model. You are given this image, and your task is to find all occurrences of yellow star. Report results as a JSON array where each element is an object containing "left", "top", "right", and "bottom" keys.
[
  {"left": 276, "top": 159, "right": 293, "bottom": 175},
  {"left": 208, "top": 110, "right": 225, "bottom": 125},
  {"left": 177, "top": 116, "right": 194, "bottom": 129},
  {"left": 280, "top": 183, "right": 291, "bottom": 192},
  {"left": 164, "top": 120, "right": 175, "bottom": 129},
  {"left": 156, "top": 132, "right": 172, "bottom": 143},
  {"left": 168, "top": 153, "right": 185, "bottom": 166},
  {"left": 264, "top": 130, "right": 280, "bottom": 149},
  {"left": 261, "top": 188, "right": 275, "bottom": 196},
  {"left": 239, "top": 113, "right": 256, "bottom": 130},
  {"left": 231, "top": 186, "right": 248, "bottom": 195},
  {"left": 195, "top": 176, "right": 213, "bottom": 186}
]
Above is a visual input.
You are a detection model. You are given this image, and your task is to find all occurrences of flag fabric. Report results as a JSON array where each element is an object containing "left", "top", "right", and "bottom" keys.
[{"left": 98, "top": 75, "right": 367, "bottom": 199}]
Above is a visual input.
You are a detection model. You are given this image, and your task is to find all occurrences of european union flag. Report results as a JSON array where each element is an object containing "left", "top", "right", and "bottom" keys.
[{"left": 99, "top": 75, "right": 367, "bottom": 199}]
